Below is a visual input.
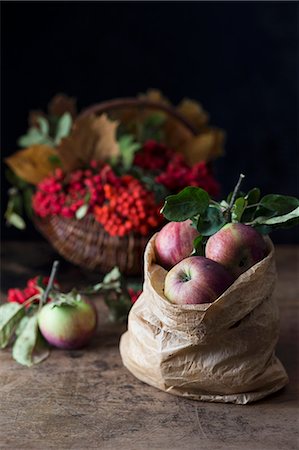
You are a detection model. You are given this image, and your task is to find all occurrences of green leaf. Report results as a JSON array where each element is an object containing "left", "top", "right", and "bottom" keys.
[
  {"left": 37, "top": 117, "right": 50, "bottom": 136},
  {"left": 196, "top": 205, "right": 226, "bottom": 236},
  {"left": 0, "top": 303, "right": 25, "bottom": 349},
  {"left": 138, "top": 113, "right": 166, "bottom": 143},
  {"left": 252, "top": 207, "right": 299, "bottom": 226},
  {"left": 118, "top": 134, "right": 141, "bottom": 170},
  {"left": 245, "top": 188, "right": 260, "bottom": 205},
  {"left": 85, "top": 267, "right": 123, "bottom": 294},
  {"left": 252, "top": 224, "right": 273, "bottom": 235},
  {"left": 17, "top": 127, "right": 45, "bottom": 147},
  {"left": 23, "top": 187, "right": 34, "bottom": 219},
  {"left": 12, "top": 315, "right": 50, "bottom": 367},
  {"left": 161, "top": 187, "right": 210, "bottom": 222},
  {"left": 231, "top": 197, "right": 247, "bottom": 222},
  {"left": 75, "top": 204, "right": 89, "bottom": 220},
  {"left": 54, "top": 113, "right": 72, "bottom": 145},
  {"left": 7, "top": 190, "right": 23, "bottom": 216},
  {"left": 50, "top": 291, "right": 81, "bottom": 308},
  {"left": 260, "top": 194, "right": 299, "bottom": 216},
  {"left": 15, "top": 316, "right": 30, "bottom": 337},
  {"left": 144, "top": 113, "right": 165, "bottom": 128},
  {"left": 48, "top": 154, "right": 62, "bottom": 167},
  {"left": 103, "top": 266, "right": 122, "bottom": 284},
  {"left": 5, "top": 169, "right": 30, "bottom": 189},
  {"left": 5, "top": 212, "right": 26, "bottom": 230},
  {"left": 191, "top": 235, "right": 206, "bottom": 256}
]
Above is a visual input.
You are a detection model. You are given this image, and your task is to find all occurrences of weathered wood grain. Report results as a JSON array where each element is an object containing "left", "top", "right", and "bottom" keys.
[{"left": 0, "top": 241, "right": 298, "bottom": 450}]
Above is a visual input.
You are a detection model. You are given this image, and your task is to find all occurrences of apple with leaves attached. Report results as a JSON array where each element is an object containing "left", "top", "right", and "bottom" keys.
[
  {"left": 38, "top": 297, "right": 97, "bottom": 350},
  {"left": 155, "top": 220, "right": 200, "bottom": 269},
  {"left": 164, "top": 256, "right": 235, "bottom": 305},
  {"left": 205, "top": 223, "right": 267, "bottom": 278}
]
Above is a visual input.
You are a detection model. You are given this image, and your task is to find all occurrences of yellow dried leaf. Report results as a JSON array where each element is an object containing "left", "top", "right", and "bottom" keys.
[
  {"left": 93, "top": 114, "right": 120, "bottom": 161},
  {"left": 138, "top": 89, "right": 170, "bottom": 106},
  {"left": 57, "top": 114, "right": 119, "bottom": 172},
  {"left": 5, "top": 145, "right": 59, "bottom": 185},
  {"left": 176, "top": 99, "right": 209, "bottom": 132},
  {"left": 180, "top": 128, "right": 226, "bottom": 165}
]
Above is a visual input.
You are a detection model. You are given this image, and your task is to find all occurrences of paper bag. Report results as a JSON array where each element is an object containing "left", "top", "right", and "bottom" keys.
[{"left": 119, "top": 234, "right": 288, "bottom": 404}]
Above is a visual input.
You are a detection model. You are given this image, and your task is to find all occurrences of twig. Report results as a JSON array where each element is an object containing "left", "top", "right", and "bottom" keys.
[
  {"left": 225, "top": 173, "right": 245, "bottom": 220},
  {"left": 39, "top": 260, "right": 60, "bottom": 310}
]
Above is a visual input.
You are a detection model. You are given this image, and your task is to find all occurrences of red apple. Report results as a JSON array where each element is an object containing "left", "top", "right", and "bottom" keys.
[
  {"left": 38, "top": 298, "right": 97, "bottom": 349},
  {"left": 205, "top": 223, "right": 267, "bottom": 278},
  {"left": 164, "top": 256, "right": 235, "bottom": 305},
  {"left": 155, "top": 220, "right": 200, "bottom": 269}
]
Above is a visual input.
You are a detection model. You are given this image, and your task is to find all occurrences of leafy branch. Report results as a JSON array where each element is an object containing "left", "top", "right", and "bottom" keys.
[{"left": 161, "top": 173, "right": 299, "bottom": 252}]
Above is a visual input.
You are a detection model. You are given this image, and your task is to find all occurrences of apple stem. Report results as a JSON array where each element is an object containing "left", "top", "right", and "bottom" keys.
[
  {"left": 226, "top": 173, "right": 245, "bottom": 220},
  {"left": 39, "top": 260, "right": 60, "bottom": 310}
]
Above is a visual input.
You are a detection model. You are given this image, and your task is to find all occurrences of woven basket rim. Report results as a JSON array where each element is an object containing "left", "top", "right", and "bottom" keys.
[{"left": 78, "top": 97, "right": 198, "bottom": 136}]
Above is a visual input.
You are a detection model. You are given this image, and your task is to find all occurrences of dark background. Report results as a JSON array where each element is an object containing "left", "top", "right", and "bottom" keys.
[{"left": 1, "top": 2, "right": 298, "bottom": 243}]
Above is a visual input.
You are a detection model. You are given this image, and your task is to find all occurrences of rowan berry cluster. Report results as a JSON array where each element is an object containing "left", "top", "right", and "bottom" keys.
[
  {"left": 155, "top": 154, "right": 220, "bottom": 197},
  {"left": 133, "top": 140, "right": 220, "bottom": 197},
  {"left": 7, "top": 276, "right": 58, "bottom": 305},
  {"left": 94, "top": 175, "right": 164, "bottom": 237},
  {"left": 32, "top": 139, "right": 220, "bottom": 238},
  {"left": 32, "top": 163, "right": 109, "bottom": 219},
  {"left": 133, "top": 140, "right": 172, "bottom": 171}
]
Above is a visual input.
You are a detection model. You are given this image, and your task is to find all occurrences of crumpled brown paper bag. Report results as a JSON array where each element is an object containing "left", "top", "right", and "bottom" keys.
[{"left": 119, "top": 234, "right": 288, "bottom": 404}]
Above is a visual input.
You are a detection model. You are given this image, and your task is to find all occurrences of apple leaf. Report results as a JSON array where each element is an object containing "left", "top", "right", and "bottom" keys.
[
  {"left": 161, "top": 187, "right": 210, "bottom": 222},
  {"left": 251, "top": 207, "right": 299, "bottom": 227},
  {"left": 12, "top": 315, "right": 50, "bottom": 367},
  {"left": 260, "top": 194, "right": 299, "bottom": 215},
  {"left": 15, "top": 316, "right": 30, "bottom": 336},
  {"left": 191, "top": 235, "right": 206, "bottom": 256},
  {"left": 0, "top": 303, "right": 26, "bottom": 349},
  {"left": 245, "top": 188, "right": 260, "bottom": 205},
  {"left": 83, "top": 267, "right": 123, "bottom": 295},
  {"left": 231, "top": 197, "right": 247, "bottom": 222},
  {"left": 196, "top": 205, "right": 226, "bottom": 236},
  {"left": 49, "top": 291, "right": 82, "bottom": 308}
]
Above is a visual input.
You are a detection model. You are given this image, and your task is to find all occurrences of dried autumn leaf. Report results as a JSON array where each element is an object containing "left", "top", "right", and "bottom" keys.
[
  {"left": 180, "top": 128, "right": 226, "bottom": 165},
  {"left": 5, "top": 145, "right": 59, "bottom": 185},
  {"left": 48, "top": 93, "right": 77, "bottom": 118},
  {"left": 57, "top": 114, "right": 119, "bottom": 172},
  {"left": 138, "top": 88, "right": 171, "bottom": 106},
  {"left": 164, "top": 116, "right": 194, "bottom": 150},
  {"left": 176, "top": 99, "right": 209, "bottom": 132}
]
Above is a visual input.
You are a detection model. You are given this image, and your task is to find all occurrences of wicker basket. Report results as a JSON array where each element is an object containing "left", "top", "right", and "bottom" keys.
[{"left": 34, "top": 98, "right": 198, "bottom": 275}]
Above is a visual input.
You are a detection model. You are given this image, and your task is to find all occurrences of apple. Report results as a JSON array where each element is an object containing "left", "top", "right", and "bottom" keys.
[
  {"left": 164, "top": 256, "right": 235, "bottom": 305},
  {"left": 155, "top": 220, "right": 200, "bottom": 269},
  {"left": 205, "top": 223, "right": 267, "bottom": 278},
  {"left": 38, "top": 298, "right": 97, "bottom": 349}
]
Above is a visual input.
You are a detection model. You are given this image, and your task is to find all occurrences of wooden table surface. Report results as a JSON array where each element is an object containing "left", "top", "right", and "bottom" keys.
[{"left": 0, "top": 241, "right": 298, "bottom": 450}]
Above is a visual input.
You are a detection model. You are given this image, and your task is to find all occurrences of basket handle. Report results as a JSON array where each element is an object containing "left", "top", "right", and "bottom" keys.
[{"left": 79, "top": 97, "right": 198, "bottom": 136}]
